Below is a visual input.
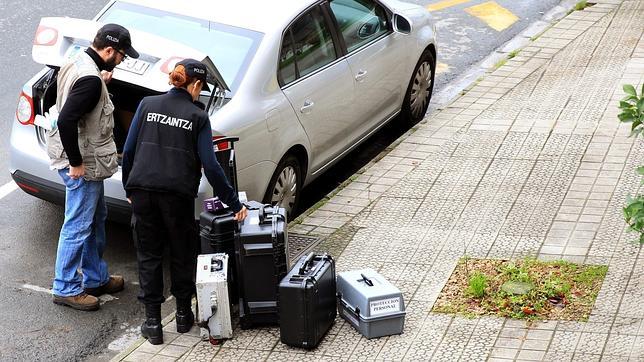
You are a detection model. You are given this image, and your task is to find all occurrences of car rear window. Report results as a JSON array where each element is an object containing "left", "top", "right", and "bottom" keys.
[{"left": 99, "top": 1, "right": 263, "bottom": 93}]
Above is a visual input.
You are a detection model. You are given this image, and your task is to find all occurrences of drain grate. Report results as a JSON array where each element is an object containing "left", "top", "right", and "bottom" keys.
[{"left": 288, "top": 233, "right": 321, "bottom": 263}]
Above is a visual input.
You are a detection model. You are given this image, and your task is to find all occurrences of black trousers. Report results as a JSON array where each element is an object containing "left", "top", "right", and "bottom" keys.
[{"left": 130, "top": 190, "right": 198, "bottom": 307}]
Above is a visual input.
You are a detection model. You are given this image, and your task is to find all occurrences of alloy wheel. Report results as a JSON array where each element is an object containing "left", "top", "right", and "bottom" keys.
[
  {"left": 409, "top": 62, "right": 433, "bottom": 120},
  {"left": 270, "top": 165, "right": 298, "bottom": 216}
]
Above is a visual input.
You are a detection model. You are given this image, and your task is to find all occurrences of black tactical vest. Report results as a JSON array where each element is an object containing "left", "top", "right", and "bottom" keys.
[{"left": 125, "top": 88, "right": 208, "bottom": 198}]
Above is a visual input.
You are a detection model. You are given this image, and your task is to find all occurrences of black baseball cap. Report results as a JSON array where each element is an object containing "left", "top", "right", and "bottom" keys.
[
  {"left": 176, "top": 58, "right": 211, "bottom": 91},
  {"left": 96, "top": 23, "right": 139, "bottom": 59}
]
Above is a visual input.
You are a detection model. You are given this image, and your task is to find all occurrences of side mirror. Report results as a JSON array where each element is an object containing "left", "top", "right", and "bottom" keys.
[{"left": 392, "top": 13, "right": 412, "bottom": 34}]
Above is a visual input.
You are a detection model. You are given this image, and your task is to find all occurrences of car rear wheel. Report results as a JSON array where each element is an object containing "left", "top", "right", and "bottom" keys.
[
  {"left": 263, "top": 154, "right": 301, "bottom": 218},
  {"left": 402, "top": 50, "right": 436, "bottom": 123}
]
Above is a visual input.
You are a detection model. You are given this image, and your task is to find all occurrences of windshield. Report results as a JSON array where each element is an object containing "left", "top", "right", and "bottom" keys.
[{"left": 99, "top": 1, "right": 263, "bottom": 93}]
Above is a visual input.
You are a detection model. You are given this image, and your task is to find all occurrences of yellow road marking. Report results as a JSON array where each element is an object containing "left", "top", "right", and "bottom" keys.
[
  {"left": 436, "top": 62, "right": 450, "bottom": 74},
  {"left": 465, "top": 1, "right": 519, "bottom": 31},
  {"left": 426, "top": 0, "right": 471, "bottom": 12}
]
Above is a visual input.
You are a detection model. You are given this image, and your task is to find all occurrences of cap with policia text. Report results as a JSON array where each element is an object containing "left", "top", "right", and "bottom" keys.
[
  {"left": 95, "top": 23, "right": 139, "bottom": 59},
  {"left": 176, "top": 58, "right": 211, "bottom": 91}
]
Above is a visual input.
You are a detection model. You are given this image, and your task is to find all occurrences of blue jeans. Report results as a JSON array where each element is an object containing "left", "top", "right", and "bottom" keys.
[{"left": 53, "top": 169, "right": 109, "bottom": 296}]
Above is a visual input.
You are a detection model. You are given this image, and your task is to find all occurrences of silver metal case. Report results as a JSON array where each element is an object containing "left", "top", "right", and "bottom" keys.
[
  {"left": 336, "top": 268, "right": 406, "bottom": 339},
  {"left": 196, "top": 253, "right": 233, "bottom": 340}
]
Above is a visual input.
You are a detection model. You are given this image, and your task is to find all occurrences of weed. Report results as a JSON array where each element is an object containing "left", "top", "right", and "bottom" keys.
[
  {"left": 574, "top": 0, "right": 588, "bottom": 11},
  {"left": 499, "top": 261, "right": 531, "bottom": 283},
  {"left": 543, "top": 278, "right": 572, "bottom": 298},
  {"left": 508, "top": 50, "right": 520, "bottom": 59},
  {"left": 494, "top": 58, "right": 507, "bottom": 69},
  {"left": 467, "top": 272, "right": 487, "bottom": 298},
  {"left": 574, "top": 265, "right": 608, "bottom": 285}
]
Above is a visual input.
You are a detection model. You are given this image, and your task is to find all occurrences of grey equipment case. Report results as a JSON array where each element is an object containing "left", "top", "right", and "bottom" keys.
[
  {"left": 196, "top": 253, "right": 233, "bottom": 341},
  {"left": 336, "top": 268, "right": 405, "bottom": 339}
]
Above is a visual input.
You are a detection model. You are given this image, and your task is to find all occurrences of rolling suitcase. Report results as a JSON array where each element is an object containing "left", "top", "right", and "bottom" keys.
[
  {"left": 279, "top": 253, "right": 337, "bottom": 349},
  {"left": 337, "top": 269, "right": 406, "bottom": 339},
  {"left": 198, "top": 136, "right": 241, "bottom": 299},
  {"left": 199, "top": 209, "right": 238, "bottom": 302},
  {"left": 200, "top": 135, "right": 241, "bottom": 257},
  {"left": 235, "top": 203, "right": 289, "bottom": 329}
]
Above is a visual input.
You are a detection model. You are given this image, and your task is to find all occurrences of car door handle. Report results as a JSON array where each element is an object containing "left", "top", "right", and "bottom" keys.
[
  {"left": 355, "top": 70, "right": 368, "bottom": 82},
  {"left": 300, "top": 100, "right": 315, "bottom": 114}
]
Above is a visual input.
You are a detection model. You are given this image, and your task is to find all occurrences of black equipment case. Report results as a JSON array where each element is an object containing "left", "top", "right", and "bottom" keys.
[
  {"left": 200, "top": 135, "right": 241, "bottom": 256},
  {"left": 199, "top": 137, "right": 241, "bottom": 299},
  {"left": 235, "top": 204, "right": 289, "bottom": 329},
  {"left": 278, "top": 253, "right": 337, "bottom": 349}
]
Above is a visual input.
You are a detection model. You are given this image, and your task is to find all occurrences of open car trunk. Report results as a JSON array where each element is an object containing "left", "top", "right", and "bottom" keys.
[
  {"left": 33, "top": 71, "right": 162, "bottom": 152},
  {"left": 30, "top": 16, "right": 230, "bottom": 151}
]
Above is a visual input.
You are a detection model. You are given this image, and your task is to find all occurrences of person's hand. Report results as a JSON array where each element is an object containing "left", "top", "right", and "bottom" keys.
[
  {"left": 127, "top": 198, "right": 132, "bottom": 204},
  {"left": 101, "top": 70, "right": 113, "bottom": 84},
  {"left": 67, "top": 164, "right": 85, "bottom": 179},
  {"left": 234, "top": 206, "right": 248, "bottom": 221}
]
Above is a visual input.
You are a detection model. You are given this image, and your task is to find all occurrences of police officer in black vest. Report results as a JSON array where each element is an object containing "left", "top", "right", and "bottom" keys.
[{"left": 122, "top": 59, "right": 247, "bottom": 345}]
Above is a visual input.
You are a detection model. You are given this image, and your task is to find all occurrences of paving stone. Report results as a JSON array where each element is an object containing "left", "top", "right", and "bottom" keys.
[{"left": 124, "top": 351, "right": 157, "bottom": 362}]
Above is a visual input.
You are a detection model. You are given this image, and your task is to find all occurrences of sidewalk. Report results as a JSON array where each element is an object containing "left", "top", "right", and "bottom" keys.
[{"left": 115, "top": 0, "right": 644, "bottom": 360}]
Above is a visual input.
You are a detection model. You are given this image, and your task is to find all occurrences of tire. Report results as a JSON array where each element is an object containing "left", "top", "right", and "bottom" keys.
[
  {"left": 262, "top": 154, "right": 301, "bottom": 219},
  {"left": 401, "top": 50, "right": 436, "bottom": 124}
]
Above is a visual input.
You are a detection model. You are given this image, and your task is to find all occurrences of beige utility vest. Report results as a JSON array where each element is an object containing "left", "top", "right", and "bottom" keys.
[{"left": 47, "top": 51, "right": 118, "bottom": 181}]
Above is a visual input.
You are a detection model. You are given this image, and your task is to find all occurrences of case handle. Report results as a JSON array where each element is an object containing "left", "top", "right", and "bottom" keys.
[
  {"left": 299, "top": 252, "right": 315, "bottom": 274},
  {"left": 360, "top": 273, "right": 374, "bottom": 287},
  {"left": 210, "top": 257, "right": 223, "bottom": 272}
]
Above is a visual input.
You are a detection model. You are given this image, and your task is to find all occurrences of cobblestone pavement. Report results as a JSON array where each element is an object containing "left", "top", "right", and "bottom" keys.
[{"left": 116, "top": 0, "right": 644, "bottom": 360}]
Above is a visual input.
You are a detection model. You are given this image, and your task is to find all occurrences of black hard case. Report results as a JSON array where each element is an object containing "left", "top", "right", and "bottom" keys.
[
  {"left": 279, "top": 253, "right": 337, "bottom": 349},
  {"left": 199, "top": 209, "right": 238, "bottom": 301},
  {"left": 198, "top": 136, "right": 241, "bottom": 298},
  {"left": 235, "top": 204, "right": 289, "bottom": 329}
]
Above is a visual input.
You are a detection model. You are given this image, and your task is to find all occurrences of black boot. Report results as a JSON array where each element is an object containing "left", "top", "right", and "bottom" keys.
[
  {"left": 141, "top": 318, "right": 163, "bottom": 345},
  {"left": 141, "top": 305, "right": 163, "bottom": 345},
  {"left": 176, "top": 299, "right": 194, "bottom": 333}
]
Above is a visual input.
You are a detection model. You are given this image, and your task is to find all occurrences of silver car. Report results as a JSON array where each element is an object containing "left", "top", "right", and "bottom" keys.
[{"left": 10, "top": 0, "right": 437, "bottom": 221}]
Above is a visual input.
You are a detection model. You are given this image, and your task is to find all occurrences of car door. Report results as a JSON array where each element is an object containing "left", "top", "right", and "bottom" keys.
[
  {"left": 280, "top": 4, "right": 355, "bottom": 173},
  {"left": 327, "top": 0, "right": 408, "bottom": 142}
]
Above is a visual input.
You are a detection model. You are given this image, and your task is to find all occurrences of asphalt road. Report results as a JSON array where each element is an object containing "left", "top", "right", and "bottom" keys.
[{"left": 0, "top": 0, "right": 560, "bottom": 360}]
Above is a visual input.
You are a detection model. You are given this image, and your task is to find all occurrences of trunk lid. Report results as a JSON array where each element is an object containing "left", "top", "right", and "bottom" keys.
[{"left": 32, "top": 17, "right": 229, "bottom": 92}]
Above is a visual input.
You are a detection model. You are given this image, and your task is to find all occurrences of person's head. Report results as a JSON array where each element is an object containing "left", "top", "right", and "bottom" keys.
[
  {"left": 169, "top": 59, "right": 211, "bottom": 101},
  {"left": 92, "top": 24, "right": 139, "bottom": 71}
]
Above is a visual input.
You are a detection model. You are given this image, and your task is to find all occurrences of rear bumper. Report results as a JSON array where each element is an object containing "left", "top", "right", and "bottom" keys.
[{"left": 11, "top": 170, "right": 132, "bottom": 224}]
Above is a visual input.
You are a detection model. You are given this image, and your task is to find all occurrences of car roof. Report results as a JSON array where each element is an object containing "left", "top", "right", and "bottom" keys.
[{"left": 118, "top": 0, "right": 313, "bottom": 33}]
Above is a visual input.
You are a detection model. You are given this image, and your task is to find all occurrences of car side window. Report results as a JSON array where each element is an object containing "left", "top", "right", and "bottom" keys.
[
  {"left": 329, "top": 0, "right": 389, "bottom": 53},
  {"left": 279, "top": 6, "right": 337, "bottom": 86},
  {"left": 279, "top": 31, "right": 297, "bottom": 85}
]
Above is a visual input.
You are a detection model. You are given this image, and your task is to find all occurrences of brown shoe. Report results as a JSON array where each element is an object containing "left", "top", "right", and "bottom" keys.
[
  {"left": 53, "top": 292, "right": 99, "bottom": 311},
  {"left": 85, "top": 275, "right": 125, "bottom": 297}
]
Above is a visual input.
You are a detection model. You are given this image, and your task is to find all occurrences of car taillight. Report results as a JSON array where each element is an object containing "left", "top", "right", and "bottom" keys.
[
  {"left": 160, "top": 56, "right": 185, "bottom": 74},
  {"left": 33, "top": 25, "right": 58, "bottom": 46},
  {"left": 212, "top": 136, "right": 231, "bottom": 151},
  {"left": 16, "top": 92, "right": 35, "bottom": 125}
]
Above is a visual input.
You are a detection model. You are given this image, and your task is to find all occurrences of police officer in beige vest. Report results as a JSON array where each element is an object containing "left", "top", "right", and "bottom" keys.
[{"left": 48, "top": 24, "right": 139, "bottom": 311}]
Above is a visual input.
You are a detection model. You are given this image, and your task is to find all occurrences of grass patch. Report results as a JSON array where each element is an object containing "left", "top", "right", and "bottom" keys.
[
  {"left": 494, "top": 58, "right": 507, "bottom": 69},
  {"left": 433, "top": 258, "right": 608, "bottom": 321},
  {"left": 574, "top": 0, "right": 589, "bottom": 11},
  {"left": 508, "top": 50, "right": 520, "bottom": 59},
  {"left": 467, "top": 272, "right": 488, "bottom": 298}
]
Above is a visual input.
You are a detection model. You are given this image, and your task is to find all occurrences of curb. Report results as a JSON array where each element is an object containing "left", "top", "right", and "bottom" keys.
[{"left": 109, "top": 311, "right": 178, "bottom": 362}]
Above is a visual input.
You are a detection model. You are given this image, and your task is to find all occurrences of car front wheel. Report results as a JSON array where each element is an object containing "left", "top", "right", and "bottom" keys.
[
  {"left": 263, "top": 154, "right": 301, "bottom": 218},
  {"left": 402, "top": 50, "right": 436, "bottom": 123}
]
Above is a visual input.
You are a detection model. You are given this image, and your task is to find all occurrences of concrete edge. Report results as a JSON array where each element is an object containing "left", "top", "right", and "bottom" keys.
[{"left": 430, "top": 0, "right": 581, "bottom": 110}]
